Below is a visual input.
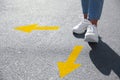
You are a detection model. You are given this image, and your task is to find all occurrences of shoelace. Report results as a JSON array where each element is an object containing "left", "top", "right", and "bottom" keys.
[{"left": 88, "top": 26, "right": 94, "bottom": 33}]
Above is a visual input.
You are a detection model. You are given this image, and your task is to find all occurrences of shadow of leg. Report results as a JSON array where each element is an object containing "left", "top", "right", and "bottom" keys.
[{"left": 88, "top": 39, "right": 120, "bottom": 78}]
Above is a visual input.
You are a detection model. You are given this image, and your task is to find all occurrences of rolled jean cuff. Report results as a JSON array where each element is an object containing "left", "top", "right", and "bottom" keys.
[
  {"left": 83, "top": 11, "right": 88, "bottom": 15},
  {"left": 81, "top": 0, "right": 89, "bottom": 14},
  {"left": 88, "top": 0, "right": 104, "bottom": 20},
  {"left": 88, "top": 15, "right": 101, "bottom": 20}
]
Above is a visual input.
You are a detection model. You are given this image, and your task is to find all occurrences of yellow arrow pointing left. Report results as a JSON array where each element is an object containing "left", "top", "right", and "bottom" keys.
[{"left": 14, "top": 24, "right": 59, "bottom": 33}]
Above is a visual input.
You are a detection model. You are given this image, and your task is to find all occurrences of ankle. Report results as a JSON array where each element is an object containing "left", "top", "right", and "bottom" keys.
[
  {"left": 84, "top": 14, "right": 88, "bottom": 19},
  {"left": 89, "top": 20, "right": 98, "bottom": 27}
]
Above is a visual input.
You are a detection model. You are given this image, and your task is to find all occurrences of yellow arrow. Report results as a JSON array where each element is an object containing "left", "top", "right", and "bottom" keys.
[
  {"left": 57, "top": 46, "right": 83, "bottom": 78},
  {"left": 14, "top": 24, "right": 59, "bottom": 33}
]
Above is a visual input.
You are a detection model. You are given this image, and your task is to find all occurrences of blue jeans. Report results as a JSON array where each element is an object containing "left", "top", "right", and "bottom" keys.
[{"left": 81, "top": 0, "right": 104, "bottom": 20}]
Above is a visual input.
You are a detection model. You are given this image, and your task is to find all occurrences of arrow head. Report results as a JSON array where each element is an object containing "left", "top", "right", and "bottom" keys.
[
  {"left": 14, "top": 24, "right": 38, "bottom": 33},
  {"left": 57, "top": 61, "right": 81, "bottom": 78}
]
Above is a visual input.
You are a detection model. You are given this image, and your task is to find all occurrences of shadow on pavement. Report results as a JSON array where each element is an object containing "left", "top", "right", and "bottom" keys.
[
  {"left": 88, "top": 39, "right": 120, "bottom": 78},
  {"left": 72, "top": 32, "right": 120, "bottom": 78}
]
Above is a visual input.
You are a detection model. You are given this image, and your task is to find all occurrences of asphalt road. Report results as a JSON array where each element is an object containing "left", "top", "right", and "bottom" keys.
[{"left": 0, "top": 0, "right": 120, "bottom": 80}]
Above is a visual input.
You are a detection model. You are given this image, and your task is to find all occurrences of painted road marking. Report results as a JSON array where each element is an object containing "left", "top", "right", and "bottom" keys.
[
  {"left": 57, "top": 46, "right": 84, "bottom": 78},
  {"left": 14, "top": 24, "right": 59, "bottom": 33},
  {"left": 14, "top": 24, "right": 83, "bottom": 78}
]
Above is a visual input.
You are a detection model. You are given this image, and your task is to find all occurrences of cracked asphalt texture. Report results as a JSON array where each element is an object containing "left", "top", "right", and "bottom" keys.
[{"left": 0, "top": 0, "right": 120, "bottom": 80}]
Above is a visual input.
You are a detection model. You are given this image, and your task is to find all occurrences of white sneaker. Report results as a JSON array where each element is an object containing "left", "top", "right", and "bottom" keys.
[
  {"left": 73, "top": 19, "right": 91, "bottom": 34},
  {"left": 84, "top": 25, "right": 99, "bottom": 43}
]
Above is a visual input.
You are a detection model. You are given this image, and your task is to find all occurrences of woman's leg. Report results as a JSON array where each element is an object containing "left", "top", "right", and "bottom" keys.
[
  {"left": 81, "top": 0, "right": 89, "bottom": 19},
  {"left": 88, "top": 0, "right": 104, "bottom": 26},
  {"left": 73, "top": 0, "right": 90, "bottom": 34},
  {"left": 84, "top": 0, "right": 104, "bottom": 43}
]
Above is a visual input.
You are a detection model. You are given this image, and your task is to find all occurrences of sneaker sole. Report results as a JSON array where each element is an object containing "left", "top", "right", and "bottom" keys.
[{"left": 73, "top": 28, "right": 86, "bottom": 34}]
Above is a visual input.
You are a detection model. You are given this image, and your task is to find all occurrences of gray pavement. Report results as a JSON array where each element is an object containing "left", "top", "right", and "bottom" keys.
[{"left": 0, "top": 0, "right": 120, "bottom": 80}]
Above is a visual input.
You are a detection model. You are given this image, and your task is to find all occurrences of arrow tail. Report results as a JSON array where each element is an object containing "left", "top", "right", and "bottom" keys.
[
  {"left": 66, "top": 46, "right": 83, "bottom": 63},
  {"left": 36, "top": 26, "right": 59, "bottom": 30}
]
